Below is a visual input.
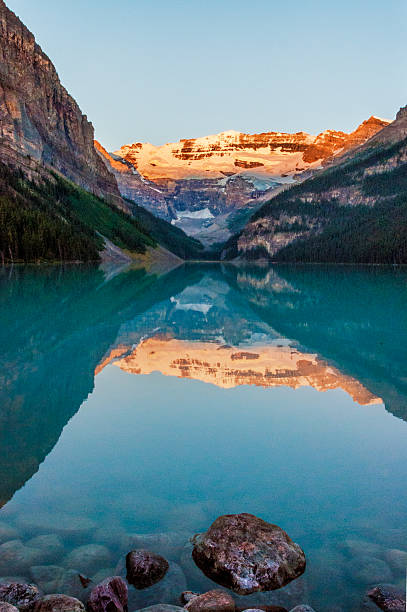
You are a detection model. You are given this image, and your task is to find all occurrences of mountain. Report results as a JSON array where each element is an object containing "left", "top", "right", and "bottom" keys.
[
  {"left": 105, "top": 118, "right": 389, "bottom": 244},
  {"left": 0, "top": 0, "right": 204, "bottom": 263},
  {"left": 224, "top": 105, "right": 407, "bottom": 263},
  {"left": 0, "top": 0, "right": 120, "bottom": 203}
]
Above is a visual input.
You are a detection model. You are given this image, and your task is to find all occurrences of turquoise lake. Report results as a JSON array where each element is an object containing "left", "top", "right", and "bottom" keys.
[{"left": 0, "top": 263, "right": 406, "bottom": 611}]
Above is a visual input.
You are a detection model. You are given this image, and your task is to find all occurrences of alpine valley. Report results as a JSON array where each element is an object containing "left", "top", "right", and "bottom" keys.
[{"left": 0, "top": 0, "right": 406, "bottom": 264}]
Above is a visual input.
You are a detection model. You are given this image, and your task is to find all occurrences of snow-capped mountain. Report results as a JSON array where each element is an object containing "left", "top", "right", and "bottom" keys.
[{"left": 97, "top": 117, "right": 390, "bottom": 244}]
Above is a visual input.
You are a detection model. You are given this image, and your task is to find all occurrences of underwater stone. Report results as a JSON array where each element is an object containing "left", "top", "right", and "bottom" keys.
[{"left": 192, "top": 513, "right": 306, "bottom": 595}]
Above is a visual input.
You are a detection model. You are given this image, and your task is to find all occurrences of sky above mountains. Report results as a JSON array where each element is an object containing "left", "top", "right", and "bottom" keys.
[{"left": 6, "top": 0, "right": 407, "bottom": 150}]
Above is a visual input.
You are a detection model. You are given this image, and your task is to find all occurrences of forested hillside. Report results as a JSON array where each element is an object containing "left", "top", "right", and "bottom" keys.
[
  {"left": 223, "top": 111, "right": 407, "bottom": 263},
  {"left": 0, "top": 163, "right": 206, "bottom": 263}
]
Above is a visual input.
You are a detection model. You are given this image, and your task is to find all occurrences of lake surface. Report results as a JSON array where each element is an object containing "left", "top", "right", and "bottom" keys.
[{"left": 0, "top": 263, "right": 406, "bottom": 611}]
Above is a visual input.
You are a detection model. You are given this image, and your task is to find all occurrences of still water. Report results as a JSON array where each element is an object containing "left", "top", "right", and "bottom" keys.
[{"left": 0, "top": 263, "right": 406, "bottom": 611}]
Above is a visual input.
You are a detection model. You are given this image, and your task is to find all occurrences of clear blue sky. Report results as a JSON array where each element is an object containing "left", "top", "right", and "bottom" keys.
[{"left": 6, "top": 0, "right": 407, "bottom": 150}]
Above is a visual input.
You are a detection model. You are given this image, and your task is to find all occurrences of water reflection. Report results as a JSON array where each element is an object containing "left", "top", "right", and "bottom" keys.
[
  {"left": 1, "top": 263, "right": 406, "bottom": 508},
  {"left": 0, "top": 263, "right": 406, "bottom": 611}
]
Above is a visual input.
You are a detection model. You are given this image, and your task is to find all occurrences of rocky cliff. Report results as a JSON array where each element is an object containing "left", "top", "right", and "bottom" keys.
[
  {"left": 230, "top": 106, "right": 407, "bottom": 262},
  {"left": 0, "top": 0, "right": 121, "bottom": 203}
]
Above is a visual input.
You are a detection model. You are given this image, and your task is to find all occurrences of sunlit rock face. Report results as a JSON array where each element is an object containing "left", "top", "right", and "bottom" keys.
[
  {"left": 114, "top": 119, "right": 390, "bottom": 182},
  {"left": 0, "top": 0, "right": 121, "bottom": 203},
  {"left": 105, "top": 336, "right": 380, "bottom": 405}
]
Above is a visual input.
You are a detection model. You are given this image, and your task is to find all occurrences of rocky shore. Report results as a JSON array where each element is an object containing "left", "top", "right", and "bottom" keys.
[{"left": 0, "top": 513, "right": 405, "bottom": 612}]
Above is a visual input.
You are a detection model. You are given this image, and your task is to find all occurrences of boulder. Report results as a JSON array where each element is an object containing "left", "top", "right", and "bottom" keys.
[
  {"left": 126, "top": 551, "right": 169, "bottom": 589},
  {"left": 29, "top": 594, "right": 85, "bottom": 612},
  {"left": 184, "top": 589, "right": 235, "bottom": 611},
  {"left": 87, "top": 576, "right": 127, "bottom": 612},
  {"left": 58, "top": 569, "right": 93, "bottom": 603},
  {"left": 64, "top": 546, "right": 111, "bottom": 574},
  {"left": 0, "top": 540, "right": 43, "bottom": 574},
  {"left": 125, "top": 562, "right": 186, "bottom": 610},
  {"left": 341, "top": 539, "right": 383, "bottom": 559},
  {"left": 0, "top": 604, "right": 19, "bottom": 612},
  {"left": 0, "top": 582, "right": 41, "bottom": 609},
  {"left": 17, "top": 514, "right": 96, "bottom": 540},
  {"left": 27, "top": 536, "right": 65, "bottom": 564},
  {"left": 367, "top": 584, "right": 406, "bottom": 612},
  {"left": 192, "top": 514, "right": 306, "bottom": 595},
  {"left": 384, "top": 549, "right": 407, "bottom": 575},
  {"left": 0, "top": 523, "right": 19, "bottom": 546},
  {"left": 120, "top": 533, "right": 188, "bottom": 561},
  {"left": 30, "top": 566, "right": 65, "bottom": 594},
  {"left": 346, "top": 556, "right": 392, "bottom": 584}
]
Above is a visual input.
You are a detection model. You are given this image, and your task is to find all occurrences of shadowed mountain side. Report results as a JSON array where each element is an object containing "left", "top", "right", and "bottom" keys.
[
  {"left": 0, "top": 264, "right": 203, "bottom": 507},
  {"left": 226, "top": 264, "right": 407, "bottom": 422}
]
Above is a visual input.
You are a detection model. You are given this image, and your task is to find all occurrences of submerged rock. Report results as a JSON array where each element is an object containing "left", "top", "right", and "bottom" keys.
[
  {"left": 184, "top": 589, "right": 235, "bottom": 611},
  {"left": 289, "top": 607, "right": 316, "bottom": 612},
  {"left": 17, "top": 514, "right": 96, "bottom": 540},
  {"left": 192, "top": 513, "right": 306, "bottom": 595},
  {"left": 87, "top": 576, "right": 128, "bottom": 612},
  {"left": 27, "top": 536, "right": 65, "bottom": 564},
  {"left": 30, "top": 594, "right": 85, "bottom": 612},
  {"left": 0, "top": 582, "right": 41, "bottom": 609},
  {"left": 0, "top": 540, "right": 43, "bottom": 574},
  {"left": 120, "top": 533, "right": 188, "bottom": 561},
  {"left": 346, "top": 555, "right": 392, "bottom": 584},
  {"left": 341, "top": 539, "right": 383, "bottom": 559},
  {"left": 0, "top": 523, "right": 19, "bottom": 546},
  {"left": 29, "top": 566, "right": 65, "bottom": 594},
  {"left": 58, "top": 569, "right": 93, "bottom": 603},
  {"left": 126, "top": 550, "right": 169, "bottom": 590},
  {"left": 125, "top": 562, "right": 186, "bottom": 610},
  {"left": 0, "top": 604, "right": 19, "bottom": 612},
  {"left": 64, "top": 545, "right": 111, "bottom": 574},
  {"left": 384, "top": 549, "right": 407, "bottom": 575},
  {"left": 367, "top": 584, "right": 406, "bottom": 612}
]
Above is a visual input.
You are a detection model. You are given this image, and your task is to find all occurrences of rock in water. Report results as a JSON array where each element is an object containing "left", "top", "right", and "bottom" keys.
[
  {"left": 367, "top": 585, "right": 406, "bottom": 612},
  {"left": 29, "top": 594, "right": 85, "bottom": 612},
  {"left": 192, "top": 513, "right": 306, "bottom": 595},
  {"left": 0, "top": 582, "right": 41, "bottom": 609},
  {"left": 64, "top": 545, "right": 111, "bottom": 574},
  {"left": 126, "top": 550, "right": 169, "bottom": 589},
  {"left": 184, "top": 589, "right": 235, "bottom": 611},
  {"left": 289, "top": 607, "right": 316, "bottom": 612},
  {"left": 87, "top": 576, "right": 128, "bottom": 612},
  {"left": 0, "top": 605, "right": 19, "bottom": 612}
]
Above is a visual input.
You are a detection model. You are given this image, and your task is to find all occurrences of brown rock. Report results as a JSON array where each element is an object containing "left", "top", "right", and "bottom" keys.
[
  {"left": 184, "top": 589, "right": 235, "bottom": 611},
  {"left": 87, "top": 576, "right": 128, "bottom": 612},
  {"left": 126, "top": 550, "right": 169, "bottom": 590},
  {"left": 192, "top": 513, "right": 306, "bottom": 595},
  {"left": 0, "top": 582, "right": 41, "bottom": 609},
  {"left": 29, "top": 594, "right": 85, "bottom": 612},
  {"left": 0, "top": 604, "right": 19, "bottom": 612},
  {"left": 367, "top": 585, "right": 406, "bottom": 612}
]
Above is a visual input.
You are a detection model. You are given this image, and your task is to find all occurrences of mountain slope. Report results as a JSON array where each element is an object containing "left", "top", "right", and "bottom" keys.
[
  {"left": 224, "top": 106, "right": 407, "bottom": 263},
  {"left": 0, "top": 0, "right": 207, "bottom": 262},
  {"left": 105, "top": 118, "right": 389, "bottom": 244},
  {"left": 0, "top": 0, "right": 121, "bottom": 204}
]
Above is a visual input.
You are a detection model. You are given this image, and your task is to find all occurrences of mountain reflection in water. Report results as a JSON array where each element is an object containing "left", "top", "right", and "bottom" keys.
[
  {"left": 1, "top": 262, "right": 407, "bottom": 612},
  {"left": 1, "top": 262, "right": 406, "bottom": 508}
]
